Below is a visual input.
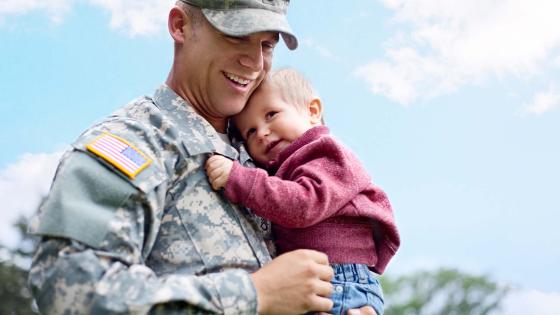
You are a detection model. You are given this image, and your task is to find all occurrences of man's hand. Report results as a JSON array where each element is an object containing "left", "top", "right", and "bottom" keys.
[
  {"left": 205, "top": 155, "right": 234, "bottom": 190},
  {"left": 252, "top": 249, "right": 334, "bottom": 315}
]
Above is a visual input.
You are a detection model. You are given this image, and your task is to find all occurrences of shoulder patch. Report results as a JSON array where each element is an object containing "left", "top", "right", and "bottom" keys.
[{"left": 86, "top": 133, "right": 151, "bottom": 179}]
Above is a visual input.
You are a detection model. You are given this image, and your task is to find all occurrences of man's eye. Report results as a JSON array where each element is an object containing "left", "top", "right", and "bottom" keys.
[{"left": 262, "top": 41, "right": 276, "bottom": 50}]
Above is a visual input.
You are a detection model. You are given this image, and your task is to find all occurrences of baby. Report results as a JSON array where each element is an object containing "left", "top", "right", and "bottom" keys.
[{"left": 205, "top": 69, "right": 400, "bottom": 315}]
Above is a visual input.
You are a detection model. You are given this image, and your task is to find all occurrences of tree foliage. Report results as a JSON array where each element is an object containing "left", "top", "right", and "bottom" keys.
[
  {"left": 381, "top": 268, "right": 509, "bottom": 315},
  {"left": 0, "top": 217, "right": 38, "bottom": 315},
  {"left": 0, "top": 259, "right": 35, "bottom": 315}
]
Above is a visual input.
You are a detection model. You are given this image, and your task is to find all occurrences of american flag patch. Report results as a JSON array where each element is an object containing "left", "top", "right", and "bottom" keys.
[{"left": 86, "top": 133, "right": 151, "bottom": 179}]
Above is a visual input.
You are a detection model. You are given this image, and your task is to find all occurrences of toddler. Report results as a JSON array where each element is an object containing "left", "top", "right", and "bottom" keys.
[{"left": 205, "top": 69, "right": 400, "bottom": 315}]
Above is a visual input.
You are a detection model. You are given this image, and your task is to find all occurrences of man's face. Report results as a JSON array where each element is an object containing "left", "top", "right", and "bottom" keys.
[
  {"left": 233, "top": 81, "right": 313, "bottom": 166},
  {"left": 179, "top": 14, "right": 279, "bottom": 127}
]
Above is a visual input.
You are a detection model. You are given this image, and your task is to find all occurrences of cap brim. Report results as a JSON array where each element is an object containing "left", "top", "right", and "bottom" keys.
[{"left": 201, "top": 8, "right": 298, "bottom": 50}]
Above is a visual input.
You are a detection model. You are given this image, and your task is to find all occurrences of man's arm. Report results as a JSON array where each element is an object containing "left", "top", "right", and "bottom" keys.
[
  {"left": 29, "top": 151, "right": 334, "bottom": 314},
  {"left": 29, "top": 237, "right": 258, "bottom": 314},
  {"left": 28, "top": 149, "right": 254, "bottom": 314},
  {"left": 30, "top": 238, "right": 334, "bottom": 315}
]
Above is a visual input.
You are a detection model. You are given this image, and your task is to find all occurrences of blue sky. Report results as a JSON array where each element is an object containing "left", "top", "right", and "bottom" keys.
[{"left": 1, "top": 0, "right": 560, "bottom": 311}]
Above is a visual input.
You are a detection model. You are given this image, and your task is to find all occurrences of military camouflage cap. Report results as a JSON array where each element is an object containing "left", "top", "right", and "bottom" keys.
[{"left": 180, "top": 0, "right": 298, "bottom": 50}]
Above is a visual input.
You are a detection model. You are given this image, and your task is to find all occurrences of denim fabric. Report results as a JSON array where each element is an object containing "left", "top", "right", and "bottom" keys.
[{"left": 330, "top": 264, "right": 384, "bottom": 315}]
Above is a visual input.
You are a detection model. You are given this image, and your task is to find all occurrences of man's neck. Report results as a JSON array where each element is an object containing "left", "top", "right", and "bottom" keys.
[
  {"left": 166, "top": 76, "right": 228, "bottom": 133},
  {"left": 205, "top": 117, "right": 228, "bottom": 133}
]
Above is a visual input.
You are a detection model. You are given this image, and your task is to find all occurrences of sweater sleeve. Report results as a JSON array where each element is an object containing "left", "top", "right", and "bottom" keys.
[{"left": 225, "top": 138, "right": 370, "bottom": 228}]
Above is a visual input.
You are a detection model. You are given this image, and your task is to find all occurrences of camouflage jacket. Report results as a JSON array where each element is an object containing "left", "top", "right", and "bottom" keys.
[{"left": 28, "top": 85, "right": 273, "bottom": 314}]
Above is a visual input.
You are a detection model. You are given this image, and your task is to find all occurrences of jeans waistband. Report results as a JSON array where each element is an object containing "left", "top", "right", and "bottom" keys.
[{"left": 331, "top": 263, "right": 379, "bottom": 284}]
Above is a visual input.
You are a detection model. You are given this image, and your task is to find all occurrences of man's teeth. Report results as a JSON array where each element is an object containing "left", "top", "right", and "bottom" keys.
[{"left": 225, "top": 72, "right": 250, "bottom": 85}]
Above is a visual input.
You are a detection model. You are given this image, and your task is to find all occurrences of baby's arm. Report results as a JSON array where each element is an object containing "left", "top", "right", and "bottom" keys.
[
  {"left": 205, "top": 137, "right": 386, "bottom": 230},
  {"left": 205, "top": 155, "right": 233, "bottom": 190}
]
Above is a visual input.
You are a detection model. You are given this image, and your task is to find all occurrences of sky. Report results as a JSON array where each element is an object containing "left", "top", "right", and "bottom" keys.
[{"left": 1, "top": 0, "right": 560, "bottom": 313}]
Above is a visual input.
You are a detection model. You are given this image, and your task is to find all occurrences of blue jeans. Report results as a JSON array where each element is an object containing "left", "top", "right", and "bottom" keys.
[{"left": 330, "top": 264, "right": 384, "bottom": 315}]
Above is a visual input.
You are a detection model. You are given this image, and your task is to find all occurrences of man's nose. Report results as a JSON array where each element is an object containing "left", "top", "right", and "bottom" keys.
[{"left": 240, "top": 43, "right": 264, "bottom": 71}]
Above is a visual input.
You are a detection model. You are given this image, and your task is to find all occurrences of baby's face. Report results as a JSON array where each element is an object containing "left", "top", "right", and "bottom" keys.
[{"left": 234, "top": 82, "right": 314, "bottom": 166}]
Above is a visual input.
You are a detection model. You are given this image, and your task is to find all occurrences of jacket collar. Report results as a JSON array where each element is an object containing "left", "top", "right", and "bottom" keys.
[{"left": 152, "top": 84, "right": 252, "bottom": 164}]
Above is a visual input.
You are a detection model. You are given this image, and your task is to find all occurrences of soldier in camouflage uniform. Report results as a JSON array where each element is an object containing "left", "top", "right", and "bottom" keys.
[{"left": 27, "top": 1, "right": 337, "bottom": 314}]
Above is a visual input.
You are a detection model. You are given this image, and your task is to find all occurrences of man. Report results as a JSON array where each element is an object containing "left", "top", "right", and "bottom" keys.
[{"left": 28, "top": 1, "right": 335, "bottom": 314}]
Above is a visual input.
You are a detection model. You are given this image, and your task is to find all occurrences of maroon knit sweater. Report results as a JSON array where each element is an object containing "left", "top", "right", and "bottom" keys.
[{"left": 225, "top": 126, "right": 400, "bottom": 274}]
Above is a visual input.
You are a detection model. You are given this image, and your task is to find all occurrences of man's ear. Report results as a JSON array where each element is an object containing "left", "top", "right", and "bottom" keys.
[
  {"left": 308, "top": 98, "right": 323, "bottom": 125},
  {"left": 168, "top": 6, "right": 188, "bottom": 44}
]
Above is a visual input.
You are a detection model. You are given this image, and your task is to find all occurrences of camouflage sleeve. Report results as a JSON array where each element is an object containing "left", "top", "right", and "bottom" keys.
[
  {"left": 28, "top": 148, "right": 258, "bottom": 315},
  {"left": 29, "top": 237, "right": 257, "bottom": 315}
]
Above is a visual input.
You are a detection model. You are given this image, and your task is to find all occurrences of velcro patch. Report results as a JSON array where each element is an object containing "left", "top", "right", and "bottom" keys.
[{"left": 86, "top": 133, "right": 151, "bottom": 179}]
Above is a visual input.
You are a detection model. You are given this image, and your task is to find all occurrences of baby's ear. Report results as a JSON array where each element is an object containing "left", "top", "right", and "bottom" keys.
[{"left": 308, "top": 98, "right": 323, "bottom": 125}]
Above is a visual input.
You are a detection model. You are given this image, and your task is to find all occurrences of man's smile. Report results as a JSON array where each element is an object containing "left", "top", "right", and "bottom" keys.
[{"left": 223, "top": 71, "right": 252, "bottom": 87}]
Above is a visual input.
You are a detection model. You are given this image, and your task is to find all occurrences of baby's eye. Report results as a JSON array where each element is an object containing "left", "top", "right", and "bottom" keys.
[
  {"left": 265, "top": 111, "right": 277, "bottom": 120},
  {"left": 246, "top": 128, "right": 256, "bottom": 138}
]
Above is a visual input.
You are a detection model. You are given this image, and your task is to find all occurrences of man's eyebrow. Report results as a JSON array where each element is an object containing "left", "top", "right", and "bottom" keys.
[{"left": 224, "top": 33, "right": 247, "bottom": 40}]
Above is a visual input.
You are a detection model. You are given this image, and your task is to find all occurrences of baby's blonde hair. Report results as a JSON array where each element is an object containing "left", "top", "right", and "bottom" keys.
[{"left": 267, "top": 68, "right": 319, "bottom": 112}]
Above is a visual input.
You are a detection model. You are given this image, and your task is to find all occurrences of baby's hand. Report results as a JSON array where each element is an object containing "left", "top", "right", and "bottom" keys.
[{"left": 205, "top": 155, "right": 234, "bottom": 190}]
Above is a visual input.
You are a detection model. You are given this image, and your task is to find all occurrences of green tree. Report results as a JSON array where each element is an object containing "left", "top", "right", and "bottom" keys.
[
  {"left": 0, "top": 216, "right": 38, "bottom": 315},
  {"left": 381, "top": 268, "right": 509, "bottom": 315}
]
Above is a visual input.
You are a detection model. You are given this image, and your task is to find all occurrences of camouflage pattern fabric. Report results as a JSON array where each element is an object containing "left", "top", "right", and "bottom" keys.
[
  {"left": 28, "top": 85, "right": 273, "bottom": 314},
  {"left": 180, "top": 0, "right": 297, "bottom": 50},
  {"left": 180, "top": 0, "right": 289, "bottom": 13}
]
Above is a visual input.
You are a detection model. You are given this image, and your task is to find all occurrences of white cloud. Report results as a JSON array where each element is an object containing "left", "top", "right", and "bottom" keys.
[
  {"left": 554, "top": 55, "right": 560, "bottom": 68},
  {"left": 501, "top": 288, "right": 560, "bottom": 315},
  {"left": 520, "top": 86, "right": 560, "bottom": 115},
  {"left": 0, "top": 151, "right": 63, "bottom": 249},
  {"left": 356, "top": 0, "right": 560, "bottom": 105},
  {"left": 88, "top": 0, "right": 173, "bottom": 36},
  {"left": 0, "top": 0, "right": 73, "bottom": 24},
  {"left": 0, "top": 0, "right": 174, "bottom": 36}
]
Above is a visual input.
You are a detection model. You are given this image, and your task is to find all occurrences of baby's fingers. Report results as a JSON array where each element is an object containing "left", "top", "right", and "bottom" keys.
[
  {"left": 206, "top": 156, "right": 225, "bottom": 173},
  {"left": 205, "top": 155, "right": 220, "bottom": 169},
  {"left": 206, "top": 164, "right": 222, "bottom": 178},
  {"left": 212, "top": 173, "right": 228, "bottom": 190},
  {"left": 207, "top": 174, "right": 221, "bottom": 190},
  {"left": 209, "top": 172, "right": 225, "bottom": 190}
]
